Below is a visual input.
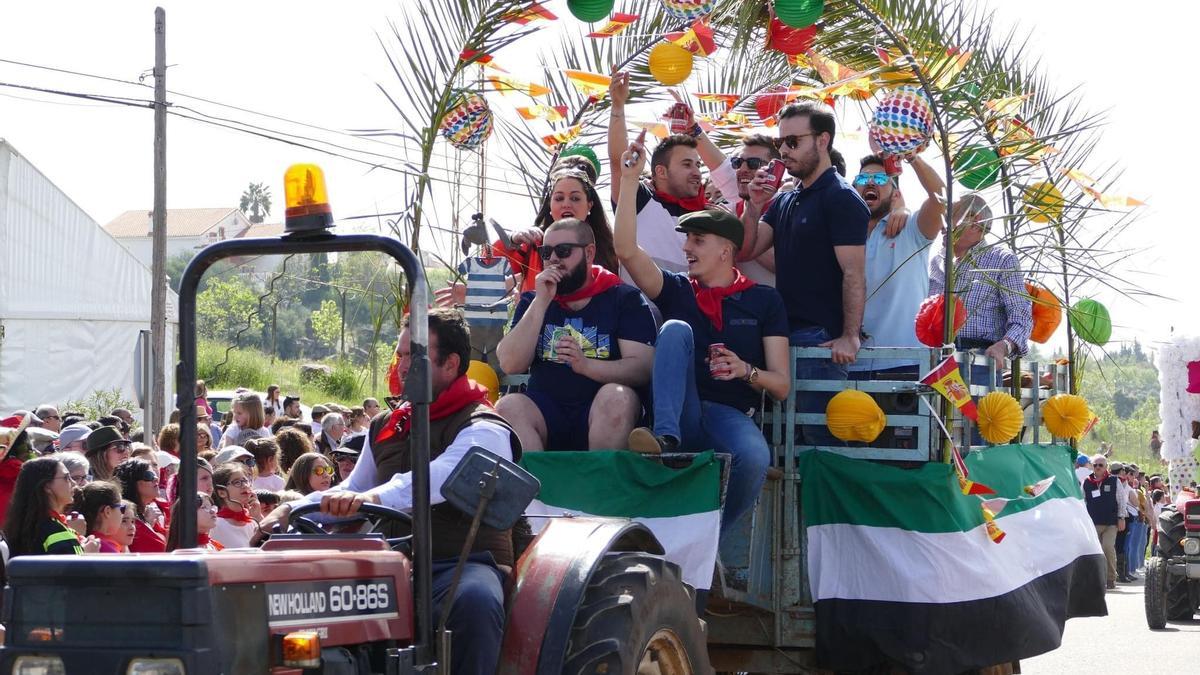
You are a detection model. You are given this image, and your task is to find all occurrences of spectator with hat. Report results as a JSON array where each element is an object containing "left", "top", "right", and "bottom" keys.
[
  {"left": 0, "top": 413, "right": 37, "bottom": 528},
  {"left": 84, "top": 426, "right": 132, "bottom": 481},
  {"left": 614, "top": 139, "right": 790, "bottom": 534},
  {"left": 310, "top": 404, "right": 330, "bottom": 438},
  {"left": 333, "top": 435, "right": 364, "bottom": 483},
  {"left": 1074, "top": 454, "right": 1092, "bottom": 487},
  {"left": 213, "top": 446, "right": 258, "bottom": 479},
  {"left": 57, "top": 423, "right": 91, "bottom": 454}
]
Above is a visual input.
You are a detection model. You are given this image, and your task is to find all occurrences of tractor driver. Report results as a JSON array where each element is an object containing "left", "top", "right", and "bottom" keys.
[{"left": 261, "top": 308, "right": 519, "bottom": 675}]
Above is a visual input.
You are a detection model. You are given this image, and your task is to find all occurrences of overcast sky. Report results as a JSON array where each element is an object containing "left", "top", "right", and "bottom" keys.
[{"left": 1, "top": 0, "right": 1194, "bottom": 351}]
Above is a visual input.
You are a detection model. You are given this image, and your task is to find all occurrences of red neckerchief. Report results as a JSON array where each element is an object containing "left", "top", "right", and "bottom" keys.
[
  {"left": 655, "top": 189, "right": 708, "bottom": 212},
  {"left": 196, "top": 532, "right": 225, "bottom": 550},
  {"left": 375, "top": 376, "right": 493, "bottom": 444},
  {"left": 555, "top": 265, "right": 621, "bottom": 308},
  {"left": 691, "top": 268, "right": 756, "bottom": 331},
  {"left": 1085, "top": 472, "right": 1109, "bottom": 487},
  {"left": 217, "top": 507, "right": 253, "bottom": 524}
]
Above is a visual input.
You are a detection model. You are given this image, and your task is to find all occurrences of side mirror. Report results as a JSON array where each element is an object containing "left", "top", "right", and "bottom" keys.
[{"left": 440, "top": 447, "right": 540, "bottom": 530}]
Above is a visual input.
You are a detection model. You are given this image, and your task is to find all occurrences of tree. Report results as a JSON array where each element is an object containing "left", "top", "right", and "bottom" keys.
[
  {"left": 310, "top": 299, "right": 342, "bottom": 352},
  {"left": 239, "top": 182, "right": 272, "bottom": 224},
  {"left": 197, "top": 276, "right": 264, "bottom": 344}
]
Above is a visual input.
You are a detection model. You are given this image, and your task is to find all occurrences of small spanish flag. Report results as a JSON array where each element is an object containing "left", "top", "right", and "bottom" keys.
[
  {"left": 542, "top": 124, "right": 582, "bottom": 147},
  {"left": 920, "top": 355, "right": 979, "bottom": 421},
  {"left": 695, "top": 92, "right": 740, "bottom": 110},
  {"left": 563, "top": 70, "right": 612, "bottom": 98},
  {"left": 503, "top": 2, "right": 557, "bottom": 24},
  {"left": 587, "top": 12, "right": 639, "bottom": 38},
  {"left": 459, "top": 49, "right": 506, "bottom": 72},
  {"left": 487, "top": 74, "right": 551, "bottom": 98},
  {"left": 517, "top": 105, "right": 568, "bottom": 122},
  {"left": 981, "top": 505, "right": 1006, "bottom": 544},
  {"left": 665, "top": 19, "right": 718, "bottom": 57}
]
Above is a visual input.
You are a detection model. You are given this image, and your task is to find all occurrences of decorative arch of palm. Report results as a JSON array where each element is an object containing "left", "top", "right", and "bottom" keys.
[{"left": 376, "top": 0, "right": 1146, "bottom": 380}]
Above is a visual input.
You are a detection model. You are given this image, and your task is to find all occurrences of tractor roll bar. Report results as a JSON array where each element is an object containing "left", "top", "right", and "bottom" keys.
[{"left": 175, "top": 232, "right": 434, "bottom": 665}]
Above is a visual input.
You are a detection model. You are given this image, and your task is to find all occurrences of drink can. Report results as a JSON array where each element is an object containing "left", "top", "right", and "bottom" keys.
[
  {"left": 708, "top": 342, "right": 727, "bottom": 376},
  {"left": 666, "top": 102, "right": 690, "bottom": 135}
]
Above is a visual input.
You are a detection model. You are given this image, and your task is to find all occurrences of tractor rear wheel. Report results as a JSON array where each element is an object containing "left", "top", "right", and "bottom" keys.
[
  {"left": 1145, "top": 556, "right": 1168, "bottom": 629},
  {"left": 562, "top": 552, "right": 711, "bottom": 675}
]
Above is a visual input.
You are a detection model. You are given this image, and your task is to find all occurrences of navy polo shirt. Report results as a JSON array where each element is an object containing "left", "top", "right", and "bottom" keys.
[
  {"left": 652, "top": 270, "right": 789, "bottom": 412},
  {"left": 511, "top": 284, "right": 657, "bottom": 405},
  {"left": 762, "top": 166, "right": 869, "bottom": 336}
]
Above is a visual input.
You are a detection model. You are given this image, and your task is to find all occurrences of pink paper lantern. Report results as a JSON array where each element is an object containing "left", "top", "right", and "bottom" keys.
[{"left": 1188, "top": 360, "right": 1200, "bottom": 394}]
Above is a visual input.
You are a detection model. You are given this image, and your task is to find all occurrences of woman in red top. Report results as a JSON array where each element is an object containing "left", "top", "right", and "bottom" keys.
[
  {"left": 112, "top": 458, "right": 167, "bottom": 553},
  {"left": 72, "top": 481, "right": 127, "bottom": 553}
]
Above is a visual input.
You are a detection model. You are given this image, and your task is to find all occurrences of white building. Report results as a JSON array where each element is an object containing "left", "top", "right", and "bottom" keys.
[
  {"left": 0, "top": 139, "right": 177, "bottom": 417},
  {"left": 103, "top": 207, "right": 253, "bottom": 268}
]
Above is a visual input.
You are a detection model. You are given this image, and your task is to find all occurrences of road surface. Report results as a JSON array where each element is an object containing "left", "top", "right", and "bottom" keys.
[{"left": 1022, "top": 576, "right": 1200, "bottom": 672}]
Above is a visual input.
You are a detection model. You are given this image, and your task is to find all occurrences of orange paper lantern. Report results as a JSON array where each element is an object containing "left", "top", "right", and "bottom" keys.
[{"left": 1026, "top": 282, "right": 1062, "bottom": 344}]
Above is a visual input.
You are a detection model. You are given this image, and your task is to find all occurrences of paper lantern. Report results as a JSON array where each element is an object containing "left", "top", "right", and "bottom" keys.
[
  {"left": 953, "top": 145, "right": 1002, "bottom": 190},
  {"left": 766, "top": 17, "right": 818, "bottom": 56},
  {"left": 1026, "top": 282, "right": 1062, "bottom": 344},
  {"left": 567, "top": 0, "right": 615, "bottom": 22},
  {"left": 826, "top": 390, "right": 886, "bottom": 443},
  {"left": 439, "top": 91, "right": 494, "bottom": 150},
  {"left": 648, "top": 42, "right": 694, "bottom": 86},
  {"left": 1024, "top": 181, "right": 1064, "bottom": 223},
  {"left": 775, "top": 0, "right": 824, "bottom": 29},
  {"left": 868, "top": 86, "right": 935, "bottom": 160},
  {"left": 914, "top": 293, "right": 968, "bottom": 348},
  {"left": 1069, "top": 298, "right": 1112, "bottom": 346},
  {"left": 557, "top": 144, "right": 600, "bottom": 177},
  {"left": 661, "top": 0, "right": 715, "bottom": 20},
  {"left": 976, "top": 392, "right": 1023, "bottom": 444},
  {"left": 1188, "top": 361, "right": 1200, "bottom": 395},
  {"left": 467, "top": 360, "right": 501, "bottom": 404},
  {"left": 754, "top": 86, "right": 789, "bottom": 123},
  {"left": 1042, "top": 394, "right": 1091, "bottom": 439}
]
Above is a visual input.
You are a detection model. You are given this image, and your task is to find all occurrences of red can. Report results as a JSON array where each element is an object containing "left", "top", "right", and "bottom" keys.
[{"left": 709, "top": 342, "right": 728, "bottom": 376}]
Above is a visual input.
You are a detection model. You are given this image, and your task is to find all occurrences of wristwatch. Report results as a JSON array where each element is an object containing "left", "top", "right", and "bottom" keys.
[{"left": 744, "top": 365, "right": 759, "bottom": 384}]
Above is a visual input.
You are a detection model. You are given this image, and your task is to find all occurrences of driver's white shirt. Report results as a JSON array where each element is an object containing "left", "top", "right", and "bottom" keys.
[{"left": 299, "top": 420, "right": 513, "bottom": 512}]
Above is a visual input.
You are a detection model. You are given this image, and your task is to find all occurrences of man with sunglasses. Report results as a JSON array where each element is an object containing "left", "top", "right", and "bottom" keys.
[
  {"left": 738, "top": 101, "right": 869, "bottom": 445},
  {"left": 704, "top": 134, "right": 783, "bottom": 285},
  {"left": 1083, "top": 455, "right": 1121, "bottom": 589},
  {"left": 848, "top": 151, "right": 945, "bottom": 378},
  {"left": 496, "top": 218, "right": 656, "bottom": 452}
]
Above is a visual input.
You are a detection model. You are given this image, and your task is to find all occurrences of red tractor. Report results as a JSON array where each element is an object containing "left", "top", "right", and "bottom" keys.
[{"left": 0, "top": 166, "right": 710, "bottom": 674}]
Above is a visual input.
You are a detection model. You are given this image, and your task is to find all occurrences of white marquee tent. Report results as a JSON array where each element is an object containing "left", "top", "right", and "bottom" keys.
[{"left": 0, "top": 139, "right": 177, "bottom": 418}]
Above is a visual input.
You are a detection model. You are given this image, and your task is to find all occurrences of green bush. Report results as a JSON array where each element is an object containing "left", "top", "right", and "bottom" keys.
[
  {"left": 197, "top": 340, "right": 373, "bottom": 407},
  {"left": 62, "top": 389, "right": 138, "bottom": 423},
  {"left": 319, "top": 361, "right": 365, "bottom": 401},
  {"left": 197, "top": 341, "right": 273, "bottom": 391}
]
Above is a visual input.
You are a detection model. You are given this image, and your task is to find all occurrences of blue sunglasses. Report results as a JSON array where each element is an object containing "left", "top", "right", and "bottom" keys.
[{"left": 853, "top": 172, "right": 891, "bottom": 187}]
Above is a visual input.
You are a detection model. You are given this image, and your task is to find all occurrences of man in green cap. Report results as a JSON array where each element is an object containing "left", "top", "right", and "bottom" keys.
[{"left": 614, "top": 138, "right": 791, "bottom": 535}]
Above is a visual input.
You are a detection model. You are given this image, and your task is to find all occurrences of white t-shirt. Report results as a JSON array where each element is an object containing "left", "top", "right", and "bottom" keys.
[
  {"left": 254, "top": 474, "right": 285, "bottom": 492},
  {"left": 1075, "top": 466, "right": 1092, "bottom": 487},
  {"left": 709, "top": 158, "right": 775, "bottom": 285},
  {"left": 212, "top": 517, "right": 258, "bottom": 548}
]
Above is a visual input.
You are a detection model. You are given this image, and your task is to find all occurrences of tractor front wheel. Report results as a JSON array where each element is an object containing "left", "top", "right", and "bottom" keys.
[
  {"left": 1145, "top": 556, "right": 1168, "bottom": 629},
  {"left": 562, "top": 552, "right": 711, "bottom": 675}
]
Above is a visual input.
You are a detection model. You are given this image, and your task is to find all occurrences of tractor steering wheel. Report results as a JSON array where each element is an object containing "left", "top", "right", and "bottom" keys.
[{"left": 285, "top": 501, "right": 414, "bottom": 538}]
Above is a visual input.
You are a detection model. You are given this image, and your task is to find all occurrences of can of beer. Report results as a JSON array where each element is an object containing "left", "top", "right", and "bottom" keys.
[
  {"left": 666, "top": 102, "right": 691, "bottom": 135},
  {"left": 708, "top": 342, "right": 728, "bottom": 376}
]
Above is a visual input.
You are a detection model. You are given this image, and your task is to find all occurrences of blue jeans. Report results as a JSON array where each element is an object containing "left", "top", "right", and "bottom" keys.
[
  {"left": 652, "top": 321, "right": 771, "bottom": 534},
  {"left": 791, "top": 326, "right": 848, "bottom": 446},
  {"left": 431, "top": 555, "right": 505, "bottom": 675},
  {"left": 1124, "top": 519, "right": 1145, "bottom": 575}
]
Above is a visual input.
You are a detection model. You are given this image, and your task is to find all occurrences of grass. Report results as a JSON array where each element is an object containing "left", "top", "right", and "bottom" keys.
[{"left": 197, "top": 340, "right": 383, "bottom": 407}]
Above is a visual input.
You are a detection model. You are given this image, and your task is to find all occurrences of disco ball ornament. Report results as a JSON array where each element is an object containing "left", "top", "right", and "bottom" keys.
[
  {"left": 661, "top": 0, "right": 715, "bottom": 20},
  {"left": 868, "top": 86, "right": 935, "bottom": 160},
  {"left": 439, "top": 92, "right": 494, "bottom": 150}
]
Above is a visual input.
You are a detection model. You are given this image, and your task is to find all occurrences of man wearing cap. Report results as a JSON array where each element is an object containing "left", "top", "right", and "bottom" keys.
[
  {"left": 1082, "top": 455, "right": 1120, "bottom": 589},
  {"left": 496, "top": 218, "right": 656, "bottom": 451},
  {"left": 1110, "top": 462, "right": 1134, "bottom": 582},
  {"left": 57, "top": 423, "right": 91, "bottom": 454},
  {"left": 332, "top": 435, "right": 362, "bottom": 482},
  {"left": 310, "top": 404, "right": 329, "bottom": 438},
  {"left": 1075, "top": 454, "right": 1093, "bottom": 487},
  {"left": 615, "top": 140, "right": 790, "bottom": 533}
]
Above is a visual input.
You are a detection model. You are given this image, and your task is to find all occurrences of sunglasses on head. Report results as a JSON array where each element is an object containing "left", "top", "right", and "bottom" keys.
[
  {"left": 313, "top": 465, "right": 336, "bottom": 477},
  {"left": 774, "top": 133, "right": 815, "bottom": 150},
  {"left": 853, "top": 172, "right": 891, "bottom": 187},
  {"left": 730, "top": 157, "right": 768, "bottom": 171},
  {"left": 537, "top": 243, "right": 587, "bottom": 261}
]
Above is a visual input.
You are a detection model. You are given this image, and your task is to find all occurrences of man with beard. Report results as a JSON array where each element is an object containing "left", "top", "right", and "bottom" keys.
[
  {"left": 608, "top": 72, "right": 708, "bottom": 276},
  {"left": 848, "top": 152, "right": 943, "bottom": 377},
  {"left": 496, "top": 218, "right": 656, "bottom": 451},
  {"left": 738, "top": 101, "right": 868, "bottom": 444}
]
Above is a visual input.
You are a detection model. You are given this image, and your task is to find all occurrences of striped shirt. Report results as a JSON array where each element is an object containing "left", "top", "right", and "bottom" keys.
[
  {"left": 458, "top": 256, "right": 512, "bottom": 325},
  {"left": 928, "top": 242, "right": 1033, "bottom": 355}
]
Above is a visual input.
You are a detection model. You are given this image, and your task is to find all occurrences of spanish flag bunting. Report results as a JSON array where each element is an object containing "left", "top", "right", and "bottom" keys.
[
  {"left": 1022, "top": 476, "right": 1056, "bottom": 498},
  {"left": 1082, "top": 411, "right": 1101, "bottom": 436},
  {"left": 541, "top": 124, "right": 582, "bottom": 147},
  {"left": 715, "top": 111, "right": 749, "bottom": 127},
  {"left": 503, "top": 2, "right": 557, "bottom": 24},
  {"left": 587, "top": 12, "right": 639, "bottom": 38},
  {"left": 517, "top": 104, "right": 568, "bottom": 122},
  {"left": 629, "top": 120, "right": 670, "bottom": 139},
  {"left": 487, "top": 74, "right": 551, "bottom": 98},
  {"left": 459, "top": 49, "right": 507, "bottom": 72},
  {"left": 958, "top": 473, "right": 997, "bottom": 496},
  {"left": 564, "top": 70, "right": 612, "bottom": 98},
  {"left": 786, "top": 52, "right": 808, "bottom": 68},
  {"left": 984, "top": 93, "right": 1032, "bottom": 117},
  {"left": 920, "top": 355, "right": 978, "bottom": 421},
  {"left": 929, "top": 48, "right": 972, "bottom": 88},
  {"left": 981, "top": 505, "right": 1006, "bottom": 544},
  {"left": 1062, "top": 169, "right": 1146, "bottom": 208},
  {"left": 981, "top": 497, "right": 1010, "bottom": 516},
  {"left": 665, "top": 19, "right": 718, "bottom": 57},
  {"left": 805, "top": 49, "right": 861, "bottom": 85},
  {"left": 695, "top": 92, "right": 740, "bottom": 110},
  {"left": 875, "top": 46, "right": 891, "bottom": 64}
]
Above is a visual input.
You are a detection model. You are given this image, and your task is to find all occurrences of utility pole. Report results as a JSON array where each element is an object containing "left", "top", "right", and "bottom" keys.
[{"left": 149, "top": 6, "right": 168, "bottom": 433}]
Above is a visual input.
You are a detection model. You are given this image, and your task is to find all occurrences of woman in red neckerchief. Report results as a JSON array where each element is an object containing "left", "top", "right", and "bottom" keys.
[
  {"left": 113, "top": 458, "right": 167, "bottom": 553},
  {"left": 3, "top": 457, "right": 101, "bottom": 557},
  {"left": 165, "top": 492, "right": 225, "bottom": 552},
  {"left": 210, "top": 463, "right": 259, "bottom": 548},
  {"left": 73, "top": 481, "right": 128, "bottom": 553}
]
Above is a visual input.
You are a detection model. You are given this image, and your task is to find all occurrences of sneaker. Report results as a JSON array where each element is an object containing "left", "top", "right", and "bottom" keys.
[{"left": 628, "top": 427, "right": 678, "bottom": 454}]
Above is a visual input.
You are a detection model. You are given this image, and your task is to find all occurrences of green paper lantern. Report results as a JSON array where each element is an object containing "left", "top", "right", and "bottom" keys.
[
  {"left": 775, "top": 0, "right": 824, "bottom": 29},
  {"left": 567, "top": 0, "right": 615, "bottom": 22},
  {"left": 1070, "top": 298, "right": 1112, "bottom": 346},
  {"left": 558, "top": 144, "right": 601, "bottom": 178},
  {"left": 953, "top": 145, "right": 1002, "bottom": 190}
]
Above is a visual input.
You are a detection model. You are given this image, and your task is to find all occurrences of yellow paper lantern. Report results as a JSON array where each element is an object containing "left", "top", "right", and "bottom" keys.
[
  {"left": 648, "top": 42, "right": 694, "bottom": 86},
  {"left": 976, "top": 392, "right": 1023, "bottom": 444},
  {"left": 825, "top": 390, "right": 886, "bottom": 443},
  {"left": 467, "top": 360, "right": 500, "bottom": 404},
  {"left": 1024, "top": 181, "right": 1064, "bottom": 223},
  {"left": 1041, "top": 394, "right": 1091, "bottom": 439}
]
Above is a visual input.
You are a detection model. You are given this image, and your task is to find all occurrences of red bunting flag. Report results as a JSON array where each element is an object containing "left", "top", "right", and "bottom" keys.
[
  {"left": 459, "top": 49, "right": 507, "bottom": 72},
  {"left": 587, "top": 12, "right": 639, "bottom": 38},
  {"left": 503, "top": 2, "right": 557, "bottom": 24},
  {"left": 517, "top": 105, "right": 569, "bottom": 122},
  {"left": 695, "top": 92, "right": 740, "bottom": 110},
  {"left": 542, "top": 124, "right": 582, "bottom": 147},
  {"left": 665, "top": 19, "right": 718, "bottom": 57}
]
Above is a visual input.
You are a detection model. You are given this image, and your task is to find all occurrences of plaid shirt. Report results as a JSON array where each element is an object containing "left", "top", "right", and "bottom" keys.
[{"left": 929, "top": 243, "right": 1033, "bottom": 355}]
